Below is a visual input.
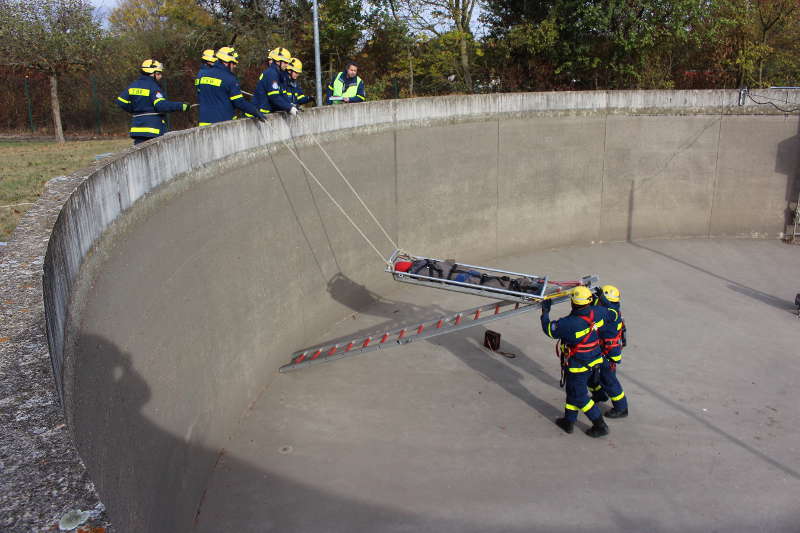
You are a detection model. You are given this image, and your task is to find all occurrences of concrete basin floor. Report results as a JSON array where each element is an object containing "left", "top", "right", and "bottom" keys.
[{"left": 194, "top": 238, "right": 800, "bottom": 532}]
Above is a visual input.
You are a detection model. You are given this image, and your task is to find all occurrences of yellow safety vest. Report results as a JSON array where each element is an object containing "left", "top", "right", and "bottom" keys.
[{"left": 331, "top": 72, "right": 362, "bottom": 103}]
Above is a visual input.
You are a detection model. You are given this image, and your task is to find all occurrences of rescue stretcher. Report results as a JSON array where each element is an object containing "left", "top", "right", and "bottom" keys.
[{"left": 386, "top": 249, "right": 590, "bottom": 303}]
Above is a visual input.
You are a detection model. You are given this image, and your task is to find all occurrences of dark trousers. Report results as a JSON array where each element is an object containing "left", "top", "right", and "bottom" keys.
[
  {"left": 588, "top": 359, "right": 628, "bottom": 411},
  {"left": 563, "top": 369, "right": 602, "bottom": 423}
]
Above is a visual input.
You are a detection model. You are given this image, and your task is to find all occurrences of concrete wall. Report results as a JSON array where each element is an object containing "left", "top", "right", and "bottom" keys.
[{"left": 43, "top": 90, "right": 800, "bottom": 532}]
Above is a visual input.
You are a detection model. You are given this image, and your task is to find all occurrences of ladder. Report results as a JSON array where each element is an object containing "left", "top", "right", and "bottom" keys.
[{"left": 279, "top": 276, "right": 597, "bottom": 373}]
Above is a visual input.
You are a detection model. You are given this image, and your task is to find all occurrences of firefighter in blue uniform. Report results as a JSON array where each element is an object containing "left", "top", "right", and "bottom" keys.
[
  {"left": 194, "top": 49, "right": 216, "bottom": 94},
  {"left": 325, "top": 62, "right": 365, "bottom": 105},
  {"left": 196, "top": 46, "right": 266, "bottom": 125},
  {"left": 589, "top": 285, "right": 629, "bottom": 418},
  {"left": 541, "top": 286, "right": 610, "bottom": 437},
  {"left": 116, "top": 59, "right": 189, "bottom": 145},
  {"left": 287, "top": 58, "right": 312, "bottom": 107},
  {"left": 253, "top": 47, "right": 296, "bottom": 116}
]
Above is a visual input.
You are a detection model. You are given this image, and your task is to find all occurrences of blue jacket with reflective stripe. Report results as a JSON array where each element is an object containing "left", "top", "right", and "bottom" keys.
[
  {"left": 541, "top": 305, "right": 609, "bottom": 366},
  {"left": 196, "top": 63, "right": 260, "bottom": 125},
  {"left": 288, "top": 81, "right": 311, "bottom": 106},
  {"left": 259, "top": 63, "right": 293, "bottom": 112},
  {"left": 252, "top": 64, "right": 273, "bottom": 114},
  {"left": 116, "top": 74, "right": 183, "bottom": 139}
]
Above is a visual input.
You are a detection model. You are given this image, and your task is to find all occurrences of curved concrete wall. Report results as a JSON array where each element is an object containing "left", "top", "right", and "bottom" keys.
[{"left": 43, "top": 91, "right": 800, "bottom": 531}]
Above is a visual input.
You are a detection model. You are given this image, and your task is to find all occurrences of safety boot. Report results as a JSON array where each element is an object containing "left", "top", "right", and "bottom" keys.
[
  {"left": 605, "top": 407, "right": 628, "bottom": 419},
  {"left": 585, "top": 416, "right": 609, "bottom": 438},
  {"left": 555, "top": 417, "right": 574, "bottom": 434}
]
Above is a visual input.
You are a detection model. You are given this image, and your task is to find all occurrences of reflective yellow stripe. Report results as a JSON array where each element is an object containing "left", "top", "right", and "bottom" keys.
[
  {"left": 610, "top": 309, "right": 619, "bottom": 320},
  {"left": 259, "top": 73, "right": 263, "bottom": 80},
  {"left": 575, "top": 327, "right": 590, "bottom": 338},
  {"left": 259, "top": 109, "right": 270, "bottom": 114},
  {"left": 128, "top": 87, "right": 150, "bottom": 96},
  {"left": 565, "top": 403, "right": 579, "bottom": 411},
  {"left": 153, "top": 98, "right": 165, "bottom": 105},
  {"left": 117, "top": 96, "right": 131, "bottom": 104},
  {"left": 199, "top": 122, "right": 212, "bottom": 126},
  {"left": 589, "top": 385, "right": 602, "bottom": 391},
  {"left": 576, "top": 319, "right": 604, "bottom": 339},
  {"left": 610, "top": 355, "right": 622, "bottom": 362},
  {"left": 130, "top": 127, "right": 160, "bottom": 134},
  {"left": 617, "top": 322, "right": 623, "bottom": 330},
  {"left": 267, "top": 90, "right": 280, "bottom": 95},
  {"left": 581, "top": 399, "right": 596, "bottom": 412},
  {"left": 568, "top": 357, "right": 604, "bottom": 373},
  {"left": 199, "top": 76, "right": 222, "bottom": 86},
  {"left": 547, "top": 322, "right": 554, "bottom": 338},
  {"left": 230, "top": 94, "right": 243, "bottom": 100},
  {"left": 194, "top": 79, "right": 199, "bottom": 85},
  {"left": 610, "top": 391, "right": 625, "bottom": 401}
]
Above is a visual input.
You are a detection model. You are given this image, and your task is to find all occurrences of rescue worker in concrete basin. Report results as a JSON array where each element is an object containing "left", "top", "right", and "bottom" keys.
[
  {"left": 325, "top": 62, "right": 365, "bottom": 105},
  {"left": 588, "top": 285, "right": 629, "bottom": 418},
  {"left": 286, "top": 58, "right": 313, "bottom": 108},
  {"left": 540, "top": 286, "right": 610, "bottom": 437},
  {"left": 196, "top": 46, "right": 266, "bottom": 126},
  {"left": 116, "top": 59, "right": 190, "bottom": 145},
  {"left": 253, "top": 47, "right": 297, "bottom": 116}
]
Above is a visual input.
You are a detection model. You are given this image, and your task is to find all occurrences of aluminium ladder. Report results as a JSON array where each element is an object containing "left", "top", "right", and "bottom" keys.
[{"left": 280, "top": 274, "right": 598, "bottom": 372}]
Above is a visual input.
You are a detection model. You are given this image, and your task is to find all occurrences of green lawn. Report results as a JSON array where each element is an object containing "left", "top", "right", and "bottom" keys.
[{"left": 0, "top": 138, "right": 131, "bottom": 241}]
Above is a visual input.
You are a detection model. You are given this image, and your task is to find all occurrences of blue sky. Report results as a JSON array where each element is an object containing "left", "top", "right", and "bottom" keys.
[{"left": 90, "top": 0, "right": 117, "bottom": 19}]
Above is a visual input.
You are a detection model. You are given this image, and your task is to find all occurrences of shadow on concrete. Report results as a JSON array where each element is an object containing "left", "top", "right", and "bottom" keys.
[
  {"left": 618, "top": 369, "right": 800, "bottom": 481},
  {"left": 326, "top": 273, "right": 562, "bottom": 420},
  {"left": 79, "top": 334, "right": 545, "bottom": 532},
  {"left": 774, "top": 118, "right": 800, "bottom": 231},
  {"left": 78, "top": 332, "right": 799, "bottom": 531},
  {"left": 629, "top": 242, "right": 796, "bottom": 313}
]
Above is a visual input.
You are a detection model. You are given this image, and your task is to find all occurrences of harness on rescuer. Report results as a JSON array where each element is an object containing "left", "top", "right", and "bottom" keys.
[{"left": 556, "top": 310, "right": 602, "bottom": 387}]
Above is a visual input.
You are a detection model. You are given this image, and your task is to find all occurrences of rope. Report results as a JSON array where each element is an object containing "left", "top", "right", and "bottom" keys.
[
  {"left": 280, "top": 137, "right": 391, "bottom": 267},
  {"left": 746, "top": 91, "right": 800, "bottom": 113},
  {"left": 306, "top": 132, "right": 400, "bottom": 251}
]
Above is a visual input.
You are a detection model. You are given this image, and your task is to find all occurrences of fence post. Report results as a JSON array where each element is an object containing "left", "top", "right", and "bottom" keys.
[
  {"left": 24, "top": 76, "right": 35, "bottom": 133},
  {"left": 90, "top": 75, "right": 102, "bottom": 135}
]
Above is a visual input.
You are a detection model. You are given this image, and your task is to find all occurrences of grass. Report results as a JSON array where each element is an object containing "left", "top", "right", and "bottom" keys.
[{"left": 0, "top": 138, "right": 131, "bottom": 241}]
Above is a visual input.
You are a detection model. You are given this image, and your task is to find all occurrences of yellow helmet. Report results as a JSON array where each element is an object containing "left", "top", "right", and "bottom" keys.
[
  {"left": 268, "top": 47, "right": 292, "bottom": 63},
  {"left": 141, "top": 59, "right": 164, "bottom": 74},
  {"left": 571, "top": 286, "right": 593, "bottom": 306},
  {"left": 601, "top": 285, "right": 620, "bottom": 303},
  {"left": 287, "top": 57, "right": 303, "bottom": 73},
  {"left": 216, "top": 46, "right": 239, "bottom": 64},
  {"left": 201, "top": 49, "right": 217, "bottom": 63}
]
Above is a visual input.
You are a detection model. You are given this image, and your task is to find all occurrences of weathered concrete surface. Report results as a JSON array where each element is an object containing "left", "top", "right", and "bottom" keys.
[
  {"left": 36, "top": 91, "right": 800, "bottom": 531},
  {"left": 194, "top": 239, "right": 800, "bottom": 533}
]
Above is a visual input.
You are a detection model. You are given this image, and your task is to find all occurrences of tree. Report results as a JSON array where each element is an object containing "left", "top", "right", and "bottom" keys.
[
  {"left": 0, "top": 0, "right": 104, "bottom": 143},
  {"left": 384, "top": 0, "right": 478, "bottom": 92}
]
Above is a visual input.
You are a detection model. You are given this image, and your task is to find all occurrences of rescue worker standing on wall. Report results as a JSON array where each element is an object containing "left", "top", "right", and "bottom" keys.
[
  {"left": 325, "top": 62, "right": 365, "bottom": 105},
  {"left": 253, "top": 47, "right": 297, "bottom": 116},
  {"left": 116, "top": 59, "right": 189, "bottom": 145},
  {"left": 287, "top": 58, "right": 312, "bottom": 108},
  {"left": 196, "top": 46, "right": 266, "bottom": 125},
  {"left": 590, "top": 285, "right": 629, "bottom": 418},
  {"left": 541, "top": 286, "right": 610, "bottom": 437}
]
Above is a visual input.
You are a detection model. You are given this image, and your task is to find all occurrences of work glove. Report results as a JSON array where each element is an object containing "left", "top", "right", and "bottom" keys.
[
  {"left": 541, "top": 299, "right": 552, "bottom": 314},
  {"left": 182, "top": 103, "right": 190, "bottom": 112},
  {"left": 289, "top": 106, "right": 298, "bottom": 116}
]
